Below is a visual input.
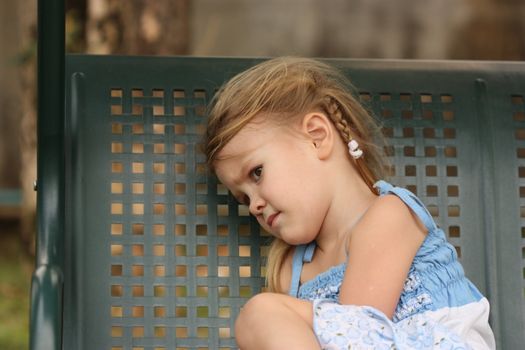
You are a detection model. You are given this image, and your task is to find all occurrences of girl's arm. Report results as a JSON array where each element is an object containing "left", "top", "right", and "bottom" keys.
[{"left": 339, "top": 194, "right": 427, "bottom": 319}]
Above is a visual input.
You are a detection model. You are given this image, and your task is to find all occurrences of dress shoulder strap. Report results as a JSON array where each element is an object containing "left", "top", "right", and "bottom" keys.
[
  {"left": 288, "top": 241, "right": 316, "bottom": 297},
  {"left": 374, "top": 180, "right": 437, "bottom": 232}
]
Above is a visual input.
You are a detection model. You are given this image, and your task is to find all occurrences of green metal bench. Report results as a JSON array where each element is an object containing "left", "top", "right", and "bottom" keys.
[{"left": 31, "top": 1, "right": 524, "bottom": 349}]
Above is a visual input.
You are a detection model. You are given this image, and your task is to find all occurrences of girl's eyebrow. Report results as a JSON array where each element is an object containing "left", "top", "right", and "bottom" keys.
[
  {"left": 229, "top": 156, "right": 253, "bottom": 186},
  {"left": 227, "top": 165, "right": 245, "bottom": 187},
  {"left": 227, "top": 161, "right": 254, "bottom": 205}
]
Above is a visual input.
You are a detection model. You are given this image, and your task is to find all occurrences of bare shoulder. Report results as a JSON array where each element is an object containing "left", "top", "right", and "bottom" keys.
[
  {"left": 349, "top": 194, "right": 427, "bottom": 250},
  {"left": 367, "top": 193, "right": 426, "bottom": 232}
]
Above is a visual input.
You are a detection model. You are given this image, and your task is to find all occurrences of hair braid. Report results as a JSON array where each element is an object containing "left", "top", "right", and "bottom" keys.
[
  {"left": 324, "top": 96, "right": 379, "bottom": 194},
  {"left": 325, "top": 97, "right": 352, "bottom": 143}
]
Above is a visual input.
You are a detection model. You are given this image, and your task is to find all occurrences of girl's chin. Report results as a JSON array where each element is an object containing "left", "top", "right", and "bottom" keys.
[{"left": 280, "top": 233, "right": 313, "bottom": 246}]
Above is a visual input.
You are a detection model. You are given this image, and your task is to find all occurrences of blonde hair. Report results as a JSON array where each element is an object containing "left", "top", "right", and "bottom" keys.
[{"left": 203, "top": 57, "right": 388, "bottom": 292}]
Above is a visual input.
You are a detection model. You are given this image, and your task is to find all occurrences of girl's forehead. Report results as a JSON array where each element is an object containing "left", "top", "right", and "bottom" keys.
[
  {"left": 218, "top": 118, "right": 290, "bottom": 158},
  {"left": 218, "top": 123, "right": 266, "bottom": 158},
  {"left": 213, "top": 112, "right": 310, "bottom": 173}
]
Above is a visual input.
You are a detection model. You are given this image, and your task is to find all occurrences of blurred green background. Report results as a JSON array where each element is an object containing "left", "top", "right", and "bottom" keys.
[
  {"left": 1, "top": 0, "right": 524, "bottom": 349},
  {"left": 0, "top": 221, "right": 31, "bottom": 350}
]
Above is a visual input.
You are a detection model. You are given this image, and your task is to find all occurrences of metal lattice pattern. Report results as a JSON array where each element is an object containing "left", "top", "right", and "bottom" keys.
[
  {"left": 360, "top": 91, "right": 463, "bottom": 257},
  {"left": 57, "top": 57, "right": 525, "bottom": 350},
  {"left": 107, "top": 87, "right": 267, "bottom": 349},
  {"left": 106, "top": 86, "right": 467, "bottom": 349}
]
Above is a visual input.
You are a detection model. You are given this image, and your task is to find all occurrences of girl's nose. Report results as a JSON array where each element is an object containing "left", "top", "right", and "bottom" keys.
[{"left": 248, "top": 195, "right": 265, "bottom": 216}]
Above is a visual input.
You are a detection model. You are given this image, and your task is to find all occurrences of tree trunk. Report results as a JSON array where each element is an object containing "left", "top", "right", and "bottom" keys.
[
  {"left": 0, "top": 2, "right": 23, "bottom": 192},
  {"left": 15, "top": 0, "right": 38, "bottom": 249},
  {"left": 449, "top": 0, "right": 525, "bottom": 60},
  {"left": 87, "top": 0, "right": 189, "bottom": 55}
]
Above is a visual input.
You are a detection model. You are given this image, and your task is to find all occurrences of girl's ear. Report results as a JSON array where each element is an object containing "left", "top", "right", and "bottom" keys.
[{"left": 301, "top": 112, "right": 335, "bottom": 160}]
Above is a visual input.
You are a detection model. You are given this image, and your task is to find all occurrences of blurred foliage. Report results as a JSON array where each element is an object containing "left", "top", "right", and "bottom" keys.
[
  {"left": 0, "top": 222, "right": 33, "bottom": 350},
  {"left": 13, "top": 41, "right": 36, "bottom": 66},
  {"left": 66, "top": 7, "right": 86, "bottom": 53},
  {"left": 11, "top": 6, "right": 85, "bottom": 65}
]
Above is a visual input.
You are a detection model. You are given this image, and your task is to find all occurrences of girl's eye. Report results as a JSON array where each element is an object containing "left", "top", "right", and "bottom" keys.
[{"left": 250, "top": 166, "right": 263, "bottom": 181}]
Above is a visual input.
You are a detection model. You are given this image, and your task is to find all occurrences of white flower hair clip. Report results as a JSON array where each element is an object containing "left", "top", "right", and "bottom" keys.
[{"left": 348, "top": 139, "right": 363, "bottom": 159}]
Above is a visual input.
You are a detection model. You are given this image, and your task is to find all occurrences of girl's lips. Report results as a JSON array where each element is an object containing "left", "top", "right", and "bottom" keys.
[{"left": 267, "top": 212, "right": 280, "bottom": 227}]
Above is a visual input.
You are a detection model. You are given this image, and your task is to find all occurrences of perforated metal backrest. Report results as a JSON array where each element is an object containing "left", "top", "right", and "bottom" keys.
[{"left": 60, "top": 56, "right": 524, "bottom": 349}]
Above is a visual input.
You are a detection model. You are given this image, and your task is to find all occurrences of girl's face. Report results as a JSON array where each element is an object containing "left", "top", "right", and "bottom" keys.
[{"left": 214, "top": 116, "right": 333, "bottom": 245}]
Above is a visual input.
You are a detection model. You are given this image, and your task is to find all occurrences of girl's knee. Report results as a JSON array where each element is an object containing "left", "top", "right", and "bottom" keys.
[
  {"left": 235, "top": 293, "right": 318, "bottom": 349},
  {"left": 236, "top": 293, "right": 277, "bottom": 327},
  {"left": 235, "top": 293, "right": 281, "bottom": 346}
]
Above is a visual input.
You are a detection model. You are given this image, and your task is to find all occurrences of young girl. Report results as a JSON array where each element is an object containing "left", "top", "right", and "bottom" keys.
[{"left": 204, "top": 57, "right": 495, "bottom": 349}]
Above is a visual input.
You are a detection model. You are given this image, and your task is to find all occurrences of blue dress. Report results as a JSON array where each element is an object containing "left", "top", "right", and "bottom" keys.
[{"left": 288, "top": 181, "right": 495, "bottom": 349}]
